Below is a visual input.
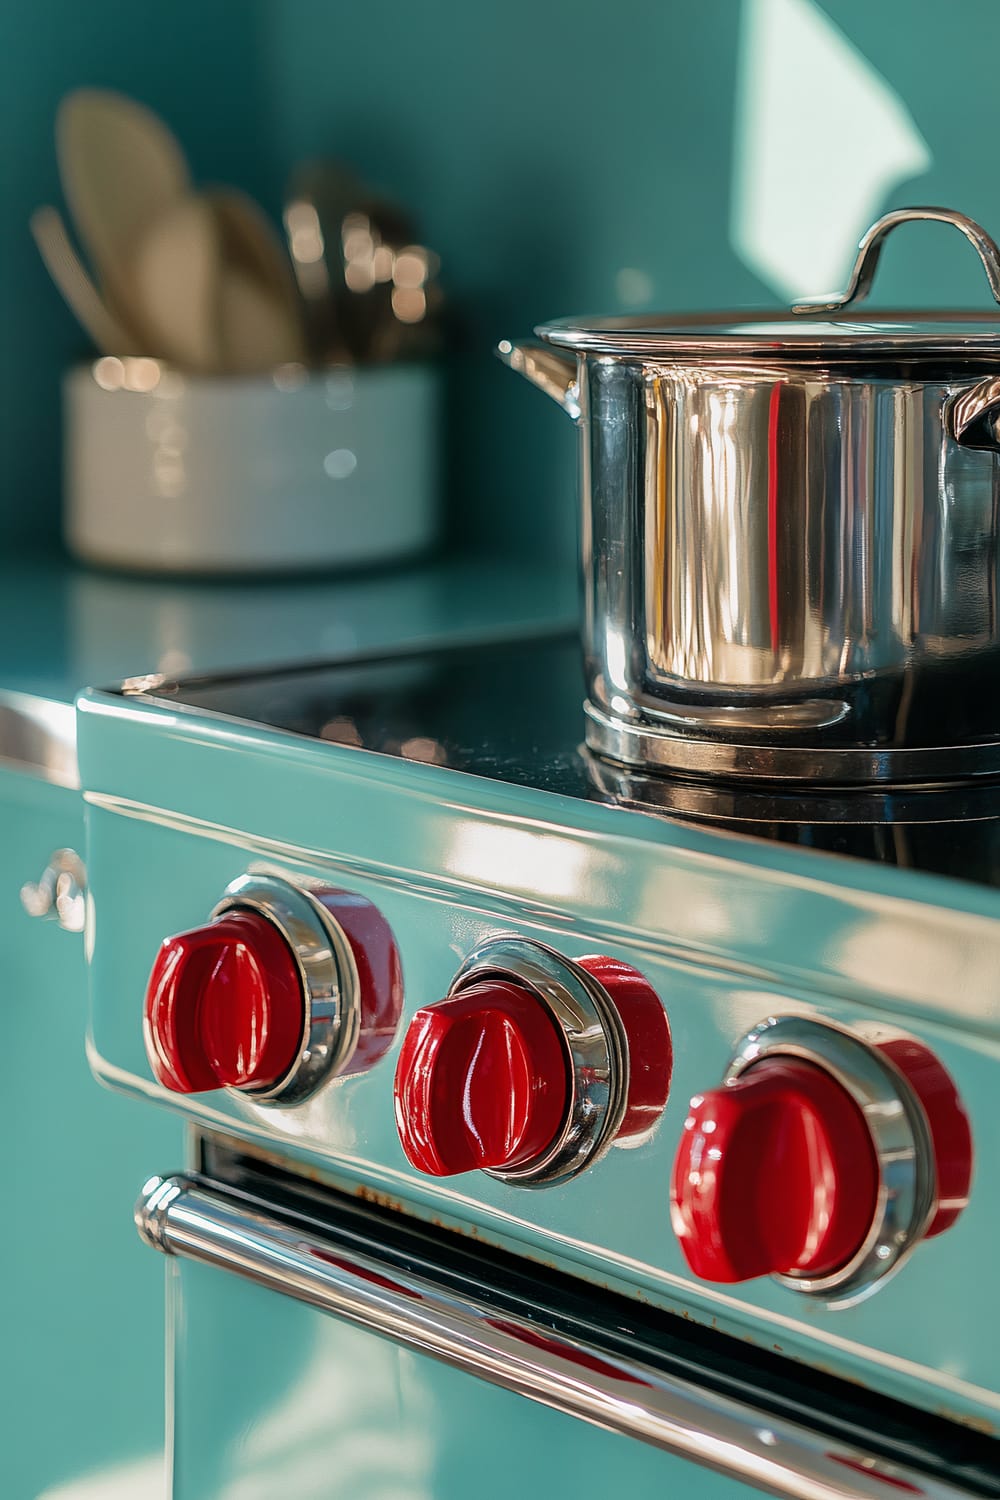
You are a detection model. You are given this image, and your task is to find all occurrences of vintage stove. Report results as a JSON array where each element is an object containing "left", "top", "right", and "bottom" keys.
[{"left": 80, "top": 630, "right": 1000, "bottom": 1499}]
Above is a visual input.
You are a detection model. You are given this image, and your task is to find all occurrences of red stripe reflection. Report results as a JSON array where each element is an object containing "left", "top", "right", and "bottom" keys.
[
  {"left": 767, "top": 382, "right": 782, "bottom": 654},
  {"left": 486, "top": 1317, "right": 650, "bottom": 1387},
  {"left": 827, "top": 1453, "right": 923, "bottom": 1494}
]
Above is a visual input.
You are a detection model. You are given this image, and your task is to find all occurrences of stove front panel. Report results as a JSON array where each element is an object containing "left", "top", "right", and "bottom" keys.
[
  {"left": 80, "top": 690, "right": 1000, "bottom": 1434},
  {"left": 169, "top": 1252, "right": 764, "bottom": 1500}
]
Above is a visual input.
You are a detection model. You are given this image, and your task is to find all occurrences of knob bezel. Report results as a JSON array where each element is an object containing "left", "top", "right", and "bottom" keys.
[
  {"left": 726, "top": 1015, "right": 935, "bottom": 1306},
  {"left": 449, "top": 936, "right": 629, "bottom": 1188},
  {"left": 212, "top": 873, "right": 361, "bottom": 1106}
]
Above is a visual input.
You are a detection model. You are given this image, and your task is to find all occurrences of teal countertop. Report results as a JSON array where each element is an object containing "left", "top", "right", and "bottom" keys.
[{"left": 0, "top": 549, "right": 578, "bottom": 709}]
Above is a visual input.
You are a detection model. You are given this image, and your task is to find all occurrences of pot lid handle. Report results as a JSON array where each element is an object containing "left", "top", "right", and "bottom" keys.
[{"left": 791, "top": 206, "right": 1000, "bottom": 315}]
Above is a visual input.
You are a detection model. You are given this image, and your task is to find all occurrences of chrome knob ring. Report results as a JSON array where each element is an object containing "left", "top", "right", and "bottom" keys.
[
  {"left": 212, "top": 873, "right": 361, "bottom": 1106},
  {"left": 726, "top": 1015, "right": 935, "bottom": 1306},
  {"left": 449, "top": 936, "right": 629, "bottom": 1189}
]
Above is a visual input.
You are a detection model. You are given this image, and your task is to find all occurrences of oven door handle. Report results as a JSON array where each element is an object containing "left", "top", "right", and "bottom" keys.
[{"left": 137, "top": 1173, "right": 983, "bottom": 1500}]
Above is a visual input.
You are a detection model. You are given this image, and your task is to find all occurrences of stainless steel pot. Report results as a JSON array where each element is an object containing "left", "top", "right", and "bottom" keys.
[{"left": 502, "top": 207, "right": 1000, "bottom": 783}]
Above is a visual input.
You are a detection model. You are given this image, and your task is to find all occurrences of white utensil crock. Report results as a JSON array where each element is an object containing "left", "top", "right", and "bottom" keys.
[{"left": 64, "top": 359, "right": 440, "bottom": 573}]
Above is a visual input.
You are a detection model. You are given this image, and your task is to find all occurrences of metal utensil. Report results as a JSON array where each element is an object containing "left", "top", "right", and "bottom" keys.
[
  {"left": 57, "top": 89, "right": 191, "bottom": 353},
  {"left": 378, "top": 241, "right": 444, "bottom": 363},
  {"left": 30, "top": 205, "right": 138, "bottom": 354},
  {"left": 340, "top": 197, "right": 416, "bottom": 362},
  {"left": 283, "top": 159, "right": 363, "bottom": 363}
]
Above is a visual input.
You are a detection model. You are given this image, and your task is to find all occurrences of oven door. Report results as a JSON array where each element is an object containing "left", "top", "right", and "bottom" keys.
[{"left": 139, "top": 1139, "right": 999, "bottom": 1500}]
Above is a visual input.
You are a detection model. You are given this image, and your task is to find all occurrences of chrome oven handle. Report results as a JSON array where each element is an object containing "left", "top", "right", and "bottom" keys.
[{"left": 137, "top": 1174, "right": 980, "bottom": 1500}]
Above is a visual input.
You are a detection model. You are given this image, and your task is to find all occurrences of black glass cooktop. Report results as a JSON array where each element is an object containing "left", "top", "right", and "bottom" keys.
[{"left": 131, "top": 630, "right": 1000, "bottom": 892}]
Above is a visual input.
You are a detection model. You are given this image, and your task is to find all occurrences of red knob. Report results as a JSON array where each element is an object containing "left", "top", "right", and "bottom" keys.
[
  {"left": 670, "top": 1059, "right": 879, "bottom": 1283},
  {"left": 576, "top": 954, "right": 672, "bottom": 1140},
  {"left": 315, "top": 888, "right": 404, "bottom": 1075},
  {"left": 877, "top": 1035, "right": 973, "bottom": 1237},
  {"left": 393, "top": 980, "right": 569, "bottom": 1176},
  {"left": 145, "top": 911, "right": 305, "bottom": 1094}
]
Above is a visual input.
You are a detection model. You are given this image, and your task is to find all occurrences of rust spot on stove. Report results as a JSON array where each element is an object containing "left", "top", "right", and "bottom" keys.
[
  {"left": 456, "top": 1222, "right": 482, "bottom": 1239},
  {"left": 352, "top": 1181, "right": 407, "bottom": 1216},
  {"left": 352, "top": 1184, "right": 493, "bottom": 1248},
  {"left": 810, "top": 1358, "right": 868, "bottom": 1390}
]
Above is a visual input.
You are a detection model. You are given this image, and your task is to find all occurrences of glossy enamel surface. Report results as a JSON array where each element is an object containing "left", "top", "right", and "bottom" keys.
[
  {"left": 169, "top": 1254, "right": 761, "bottom": 1500},
  {"left": 0, "top": 556, "right": 575, "bottom": 1496},
  {"left": 80, "top": 686, "right": 1000, "bottom": 1430},
  {"left": 0, "top": 766, "right": 179, "bottom": 1500},
  {"left": 671, "top": 1059, "right": 879, "bottom": 1284},
  {"left": 146, "top": 1165, "right": 994, "bottom": 1500},
  {"left": 0, "top": 552, "right": 577, "bottom": 708}
]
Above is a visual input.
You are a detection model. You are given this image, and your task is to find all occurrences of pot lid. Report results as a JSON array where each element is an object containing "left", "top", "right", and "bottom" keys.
[{"left": 539, "top": 208, "right": 1000, "bottom": 362}]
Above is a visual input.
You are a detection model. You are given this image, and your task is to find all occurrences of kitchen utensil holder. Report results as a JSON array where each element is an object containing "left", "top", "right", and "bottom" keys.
[{"left": 64, "top": 359, "right": 440, "bottom": 575}]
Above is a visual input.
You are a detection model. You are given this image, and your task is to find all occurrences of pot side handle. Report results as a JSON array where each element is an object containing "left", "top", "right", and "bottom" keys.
[
  {"left": 948, "top": 375, "right": 1000, "bottom": 454},
  {"left": 497, "top": 339, "right": 580, "bottom": 418}
]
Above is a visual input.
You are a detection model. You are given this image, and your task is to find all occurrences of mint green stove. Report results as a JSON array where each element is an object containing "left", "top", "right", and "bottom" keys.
[{"left": 80, "top": 633, "right": 1000, "bottom": 1499}]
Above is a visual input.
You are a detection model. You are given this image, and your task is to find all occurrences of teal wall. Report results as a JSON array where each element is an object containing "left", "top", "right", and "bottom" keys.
[{"left": 5, "top": 0, "right": 1000, "bottom": 563}]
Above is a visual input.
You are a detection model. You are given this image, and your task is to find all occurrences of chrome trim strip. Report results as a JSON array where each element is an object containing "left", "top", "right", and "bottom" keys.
[
  {"left": 0, "top": 692, "right": 78, "bottom": 788},
  {"left": 212, "top": 873, "right": 360, "bottom": 1106},
  {"left": 136, "top": 1173, "right": 982, "bottom": 1500}
]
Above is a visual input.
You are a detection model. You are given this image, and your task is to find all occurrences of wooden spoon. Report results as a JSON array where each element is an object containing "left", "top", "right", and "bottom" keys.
[
  {"left": 210, "top": 187, "right": 306, "bottom": 368},
  {"left": 57, "top": 89, "right": 191, "bottom": 349},
  {"left": 30, "top": 205, "right": 138, "bottom": 354},
  {"left": 132, "top": 194, "right": 222, "bottom": 371},
  {"left": 133, "top": 189, "right": 306, "bottom": 374},
  {"left": 218, "top": 266, "right": 306, "bottom": 373}
]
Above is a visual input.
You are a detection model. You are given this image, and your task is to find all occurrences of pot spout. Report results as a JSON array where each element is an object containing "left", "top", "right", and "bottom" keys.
[{"left": 497, "top": 339, "right": 579, "bottom": 418}]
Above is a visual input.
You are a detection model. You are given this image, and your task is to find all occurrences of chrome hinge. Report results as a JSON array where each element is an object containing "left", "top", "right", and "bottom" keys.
[{"left": 21, "top": 848, "right": 87, "bottom": 933}]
